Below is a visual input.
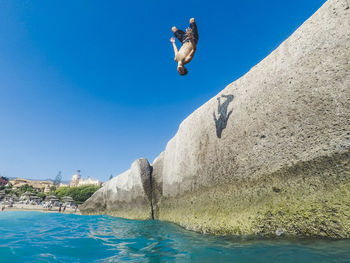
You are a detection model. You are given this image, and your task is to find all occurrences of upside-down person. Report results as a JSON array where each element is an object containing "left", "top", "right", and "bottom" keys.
[{"left": 170, "top": 18, "right": 198, "bottom": 76}]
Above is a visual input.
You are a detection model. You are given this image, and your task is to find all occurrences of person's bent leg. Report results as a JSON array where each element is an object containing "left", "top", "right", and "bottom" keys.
[
  {"left": 172, "top": 26, "right": 186, "bottom": 43},
  {"left": 189, "top": 18, "right": 198, "bottom": 44}
]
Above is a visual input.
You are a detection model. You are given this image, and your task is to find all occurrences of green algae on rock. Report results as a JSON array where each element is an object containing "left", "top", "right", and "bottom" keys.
[{"left": 159, "top": 151, "right": 350, "bottom": 238}]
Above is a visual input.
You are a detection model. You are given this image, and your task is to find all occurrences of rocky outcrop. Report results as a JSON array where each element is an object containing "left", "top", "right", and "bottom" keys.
[
  {"left": 150, "top": 152, "right": 164, "bottom": 219},
  {"left": 82, "top": 0, "right": 350, "bottom": 238},
  {"left": 157, "top": 0, "right": 350, "bottom": 238},
  {"left": 80, "top": 158, "right": 153, "bottom": 219}
]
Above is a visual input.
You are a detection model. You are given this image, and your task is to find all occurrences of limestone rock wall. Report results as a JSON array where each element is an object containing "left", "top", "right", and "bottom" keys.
[
  {"left": 157, "top": 0, "right": 350, "bottom": 237},
  {"left": 81, "top": 0, "right": 350, "bottom": 238},
  {"left": 162, "top": 0, "right": 349, "bottom": 197},
  {"left": 80, "top": 158, "right": 153, "bottom": 219}
]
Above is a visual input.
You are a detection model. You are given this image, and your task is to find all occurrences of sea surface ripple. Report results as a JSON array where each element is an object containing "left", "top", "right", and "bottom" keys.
[{"left": 1, "top": 211, "right": 350, "bottom": 262}]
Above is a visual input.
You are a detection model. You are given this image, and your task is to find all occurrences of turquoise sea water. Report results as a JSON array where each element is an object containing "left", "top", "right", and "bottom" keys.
[{"left": 1, "top": 212, "right": 350, "bottom": 262}]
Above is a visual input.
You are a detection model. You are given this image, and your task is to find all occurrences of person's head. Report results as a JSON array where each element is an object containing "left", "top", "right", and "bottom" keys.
[{"left": 177, "top": 65, "right": 188, "bottom": 76}]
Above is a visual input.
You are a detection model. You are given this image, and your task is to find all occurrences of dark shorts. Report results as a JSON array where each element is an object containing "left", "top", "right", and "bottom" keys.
[{"left": 174, "top": 22, "right": 199, "bottom": 44}]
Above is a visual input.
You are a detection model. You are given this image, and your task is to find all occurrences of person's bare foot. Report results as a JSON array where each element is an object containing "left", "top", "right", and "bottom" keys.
[
  {"left": 190, "top": 18, "right": 195, "bottom": 23},
  {"left": 172, "top": 26, "right": 178, "bottom": 33}
]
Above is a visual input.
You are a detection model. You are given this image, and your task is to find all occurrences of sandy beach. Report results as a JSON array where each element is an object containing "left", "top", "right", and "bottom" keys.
[{"left": 1, "top": 204, "right": 81, "bottom": 215}]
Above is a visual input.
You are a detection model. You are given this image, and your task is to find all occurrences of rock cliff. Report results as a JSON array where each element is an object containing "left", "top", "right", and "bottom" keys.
[
  {"left": 81, "top": 0, "right": 350, "bottom": 238},
  {"left": 80, "top": 158, "right": 153, "bottom": 219}
]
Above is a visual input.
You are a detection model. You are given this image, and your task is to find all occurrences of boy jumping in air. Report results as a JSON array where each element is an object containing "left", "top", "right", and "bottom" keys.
[{"left": 170, "top": 18, "right": 199, "bottom": 76}]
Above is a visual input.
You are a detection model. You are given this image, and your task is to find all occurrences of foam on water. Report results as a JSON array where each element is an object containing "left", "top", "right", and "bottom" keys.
[{"left": 0, "top": 211, "right": 350, "bottom": 262}]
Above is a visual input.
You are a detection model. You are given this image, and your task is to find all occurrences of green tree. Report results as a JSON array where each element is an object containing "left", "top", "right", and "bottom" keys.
[
  {"left": 19, "top": 184, "right": 34, "bottom": 194},
  {"left": 37, "top": 192, "right": 46, "bottom": 200},
  {"left": 55, "top": 187, "right": 70, "bottom": 198},
  {"left": 55, "top": 185, "right": 100, "bottom": 203}
]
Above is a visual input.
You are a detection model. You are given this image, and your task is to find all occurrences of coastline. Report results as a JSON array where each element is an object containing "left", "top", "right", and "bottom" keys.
[{"left": 1, "top": 204, "right": 81, "bottom": 215}]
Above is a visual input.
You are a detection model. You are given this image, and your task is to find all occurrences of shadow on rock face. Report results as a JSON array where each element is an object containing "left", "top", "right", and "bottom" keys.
[{"left": 213, "top": 94, "right": 234, "bottom": 138}]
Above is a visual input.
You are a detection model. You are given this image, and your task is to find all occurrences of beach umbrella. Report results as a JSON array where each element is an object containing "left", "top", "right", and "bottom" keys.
[
  {"left": 46, "top": 195, "right": 58, "bottom": 200},
  {"left": 20, "top": 192, "right": 33, "bottom": 200},
  {"left": 62, "top": 196, "right": 74, "bottom": 202},
  {"left": 21, "top": 191, "right": 33, "bottom": 197},
  {"left": 4, "top": 194, "right": 14, "bottom": 201},
  {"left": 46, "top": 196, "right": 60, "bottom": 203},
  {"left": 11, "top": 195, "right": 19, "bottom": 201}
]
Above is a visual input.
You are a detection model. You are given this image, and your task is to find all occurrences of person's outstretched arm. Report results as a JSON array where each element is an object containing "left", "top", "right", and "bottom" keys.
[{"left": 170, "top": 37, "right": 178, "bottom": 61}]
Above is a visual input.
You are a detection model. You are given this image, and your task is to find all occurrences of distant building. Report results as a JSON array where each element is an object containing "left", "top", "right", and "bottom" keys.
[
  {"left": 70, "top": 170, "right": 101, "bottom": 187},
  {"left": 70, "top": 170, "right": 81, "bottom": 187},
  {"left": 10, "top": 178, "right": 53, "bottom": 191}
]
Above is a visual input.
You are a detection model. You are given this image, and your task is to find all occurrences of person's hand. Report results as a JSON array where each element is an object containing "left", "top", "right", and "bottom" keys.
[{"left": 170, "top": 37, "right": 175, "bottom": 43}]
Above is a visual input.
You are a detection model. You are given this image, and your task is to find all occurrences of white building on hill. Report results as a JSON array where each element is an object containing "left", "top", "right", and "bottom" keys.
[{"left": 70, "top": 170, "right": 101, "bottom": 187}]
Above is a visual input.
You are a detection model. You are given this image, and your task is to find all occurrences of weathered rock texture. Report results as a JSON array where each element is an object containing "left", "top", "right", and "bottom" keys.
[
  {"left": 80, "top": 158, "right": 153, "bottom": 219},
  {"left": 157, "top": 0, "right": 350, "bottom": 238},
  {"left": 82, "top": 0, "right": 350, "bottom": 238}
]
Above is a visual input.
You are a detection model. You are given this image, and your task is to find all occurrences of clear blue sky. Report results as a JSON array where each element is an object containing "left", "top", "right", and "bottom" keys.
[{"left": 0, "top": 0, "right": 326, "bottom": 182}]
